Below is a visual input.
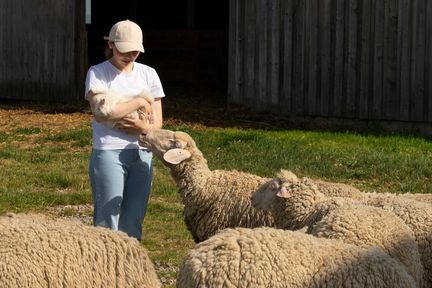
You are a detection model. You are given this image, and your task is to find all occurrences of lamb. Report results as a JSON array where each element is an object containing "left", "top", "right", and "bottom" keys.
[
  {"left": 251, "top": 175, "right": 424, "bottom": 286},
  {"left": 0, "top": 213, "right": 161, "bottom": 288},
  {"left": 176, "top": 227, "right": 417, "bottom": 288},
  {"left": 91, "top": 87, "right": 155, "bottom": 128},
  {"left": 138, "top": 129, "right": 274, "bottom": 243},
  {"left": 252, "top": 171, "right": 432, "bottom": 287}
]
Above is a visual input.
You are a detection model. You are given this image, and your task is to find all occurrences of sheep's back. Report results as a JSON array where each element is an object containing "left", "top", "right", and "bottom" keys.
[
  {"left": 176, "top": 227, "right": 416, "bottom": 288},
  {"left": 308, "top": 204, "right": 423, "bottom": 286},
  {"left": 366, "top": 196, "right": 432, "bottom": 286},
  {"left": 313, "top": 179, "right": 367, "bottom": 200},
  {"left": 0, "top": 213, "right": 161, "bottom": 288},
  {"left": 310, "top": 177, "right": 432, "bottom": 205},
  {"left": 399, "top": 193, "right": 432, "bottom": 204}
]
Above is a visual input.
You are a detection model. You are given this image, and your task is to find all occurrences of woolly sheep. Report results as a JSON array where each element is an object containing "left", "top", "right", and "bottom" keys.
[
  {"left": 366, "top": 195, "right": 432, "bottom": 286},
  {"left": 280, "top": 169, "right": 432, "bottom": 203},
  {"left": 138, "top": 129, "right": 274, "bottom": 242},
  {"left": 0, "top": 213, "right": 161, "bottom": 288},
  {"left": 251, "top": 176, "right": 423, "bottom": 286},
  {"left": 176, "top": 227, "right": 416, "bottom": 288},
  {"left": 277, "top": 170, "right": 432, "bottom": 284},
  {"left": 91, "top": 87, "right": 155, "bottom": 128}
]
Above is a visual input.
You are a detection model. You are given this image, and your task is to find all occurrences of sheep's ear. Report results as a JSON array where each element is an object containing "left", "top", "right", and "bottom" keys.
[
  {"left": 278, "top": 170, "right": 298, "bottom": 183},
  {"left": 163, "top": 148, "right": 191, "bottom": 164},
  {"left": 276, "top": 186, "right": 290, "bottom": 198}
]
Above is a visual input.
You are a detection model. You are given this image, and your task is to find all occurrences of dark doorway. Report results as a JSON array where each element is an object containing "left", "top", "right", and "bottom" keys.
[{"left": 86, "top": 0, "right": 229, "bottom": 98}]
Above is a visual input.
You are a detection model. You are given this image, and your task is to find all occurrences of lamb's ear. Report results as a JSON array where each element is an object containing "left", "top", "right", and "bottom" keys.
[
  {"left": 163, "top": 148, "right": 191, "bottom": 164},
  {"left": 276, "top": 186, "right": 290, "bottom": 198}
]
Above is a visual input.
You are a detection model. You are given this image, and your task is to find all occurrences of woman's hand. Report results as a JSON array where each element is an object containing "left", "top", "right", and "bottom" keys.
[
  {"left": 116, "top": 110, "right": 151, "bottom": 135},
  {"left": 138, "top": 97, "right": 152, "bottom": 118}
]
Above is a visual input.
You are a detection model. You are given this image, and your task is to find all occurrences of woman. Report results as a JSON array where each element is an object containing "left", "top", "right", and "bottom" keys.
[{"left": 84, "top": 19, "right": 164, "bottom": 240}]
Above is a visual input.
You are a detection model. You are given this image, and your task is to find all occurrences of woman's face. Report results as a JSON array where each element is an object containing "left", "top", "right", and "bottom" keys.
[{"left": 108, "top": 41, "right": 140, "bottom": 71}]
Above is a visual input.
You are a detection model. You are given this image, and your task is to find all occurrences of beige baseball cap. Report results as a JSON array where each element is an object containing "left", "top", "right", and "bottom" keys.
[{"left": 104, "top": 20, "right": 145, "bottom": 53}]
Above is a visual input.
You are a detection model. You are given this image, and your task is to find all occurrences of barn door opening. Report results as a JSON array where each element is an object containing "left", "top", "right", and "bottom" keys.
[{"left": 85, "top": 0, "right": 229, "bottom": 99}]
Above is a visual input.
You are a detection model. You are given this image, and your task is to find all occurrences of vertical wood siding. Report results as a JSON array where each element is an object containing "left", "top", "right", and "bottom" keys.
[
  {"left": 228, "top": 0, "right": 432, "bottom": 122},
  {"left": 0, "top": 0, "right": 86, "bottom": 102}
]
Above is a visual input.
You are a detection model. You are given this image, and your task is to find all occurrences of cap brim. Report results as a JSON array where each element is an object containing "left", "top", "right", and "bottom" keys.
[{"left": 114, "top": 42, "right": 145, "bottom": 53}]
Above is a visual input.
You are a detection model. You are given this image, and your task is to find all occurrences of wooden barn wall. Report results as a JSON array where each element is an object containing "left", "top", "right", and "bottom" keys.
[
  {"left": 228, "top": 0, "right": 432, "bottom": 122},
  {"left": 0, "top": 0, "right": 86, "bottom": 102}
]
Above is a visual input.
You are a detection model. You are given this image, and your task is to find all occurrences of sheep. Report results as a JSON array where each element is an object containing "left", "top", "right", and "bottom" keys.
[
  {"left": 280, "top": 169, "right": 432, "bottom": 203},
  {"left": 138, "top": 129, "right": 274, "bottom": 243},
  {"left": 396, "top": 192, "right": 432, "bottom": 204},
  {"left": 251, "top": 176, "right": 424, "bottom": 286},
  {"left": 0, "top": 213, "right": 161, "bottom": 288},
  {"left": 91, "top": 87, "right": 155, "bottom": 128},
  {"left": 254, "top": 170, "right": 432, "bottom": 286},
  {"left": 366, "top": 195, "right": 432, "bottom": 286},
  {"left": 276, "top": 170, "right": 432, "bottom": 284},
  {"left": 176, "top": 227, "right": 417, "bottom": 288}
]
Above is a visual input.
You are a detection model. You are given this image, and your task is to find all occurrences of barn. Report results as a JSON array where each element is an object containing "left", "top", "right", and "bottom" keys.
[
  {"left": 0, "top": 0, "right": 228, "bottom": 102},
  {"left": 1, "top": 0, "right": 431, "bottom": 129}
]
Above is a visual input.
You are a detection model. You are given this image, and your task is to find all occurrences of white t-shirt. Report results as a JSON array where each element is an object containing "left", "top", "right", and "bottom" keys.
[{"left": 85, "top": 60, "right": 165, "bottom": 150}]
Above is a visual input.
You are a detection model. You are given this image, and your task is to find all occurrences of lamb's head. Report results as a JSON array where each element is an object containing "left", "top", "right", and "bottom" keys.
[
  {"left": 139, "top": 129, "right": 202, "bottom": 166},
  {"left": 91, "top": 87, "right": 118, "bottom": 117}
]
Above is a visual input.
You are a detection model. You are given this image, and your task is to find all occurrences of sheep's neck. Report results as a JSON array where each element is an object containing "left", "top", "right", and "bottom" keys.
[
  {"left": 276, "top": 194, "right": 320, "bottom": 230},
  {"left": 171, "top": 155, "right": 212, "bottom": 198}
]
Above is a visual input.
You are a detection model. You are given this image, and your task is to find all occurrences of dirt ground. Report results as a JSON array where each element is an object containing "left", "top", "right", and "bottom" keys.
[
  {"left": 0, "top": 84, "right": 297, "bottom": 135},
  {"left": 2, "top": 83, "right": 429, "bottom": 137}
]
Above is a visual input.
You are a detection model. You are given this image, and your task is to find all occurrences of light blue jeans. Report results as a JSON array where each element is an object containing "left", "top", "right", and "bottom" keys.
[{"left": 89, "top": 149, "right": 153, "bottom": 240}]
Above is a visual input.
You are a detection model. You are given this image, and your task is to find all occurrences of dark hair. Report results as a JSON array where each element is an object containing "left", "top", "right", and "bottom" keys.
[{"left": 104, "top": 42, "right": 113, "bottom": 59}]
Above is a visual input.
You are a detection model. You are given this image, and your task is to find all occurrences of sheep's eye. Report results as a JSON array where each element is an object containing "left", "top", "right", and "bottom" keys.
[
  {"left": 170, "top": 140, "right": 181, "bottom": 148},
  {"left": 270, "top": 180, "right": 280, "bottom": 190}
]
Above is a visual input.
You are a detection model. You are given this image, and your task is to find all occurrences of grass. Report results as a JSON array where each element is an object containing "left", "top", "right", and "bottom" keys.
[{"left": 1, "top": 107, "right": 432, "bottom": 287}]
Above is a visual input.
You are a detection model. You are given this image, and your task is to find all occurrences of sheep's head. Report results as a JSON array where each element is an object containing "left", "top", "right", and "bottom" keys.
[
  {"left": 91, "top": 87, "right": 118, "bottom": 117},
  {"left": 251, "top": 172, "right": 325, "bottom": 214},
  {"left": 139, "top": 129, "right": 198, "bottom": 166},
  {"left": 251, "top": 169, "right": 298, "bottom": 210},
  {"left": 251, "top": 178, "right": 282, "bottom": 211}
]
